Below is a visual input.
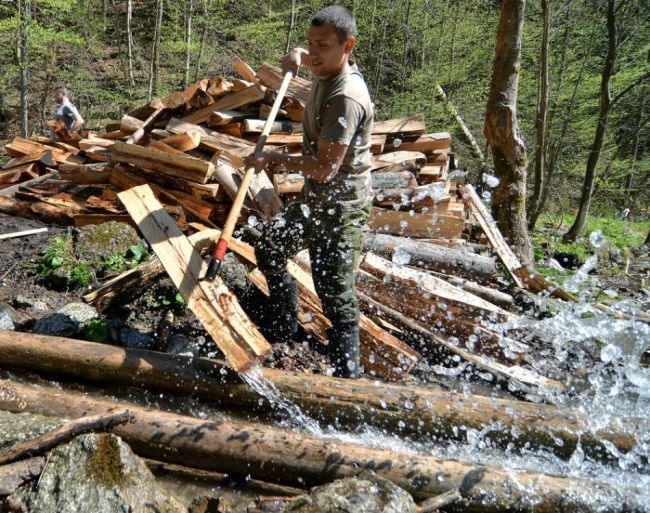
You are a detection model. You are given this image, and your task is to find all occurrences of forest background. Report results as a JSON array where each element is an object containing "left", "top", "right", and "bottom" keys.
[{"left": 0, "top": 0, "right": 648, "bottom": 256}]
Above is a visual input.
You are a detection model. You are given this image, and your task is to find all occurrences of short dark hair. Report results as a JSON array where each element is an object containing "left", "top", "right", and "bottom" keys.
[
  {"left": 312, "top": 5, "right": 357, "bottom": 43},
  {"left": 53, "top": 85, "right": 69, "bottom": 96}
]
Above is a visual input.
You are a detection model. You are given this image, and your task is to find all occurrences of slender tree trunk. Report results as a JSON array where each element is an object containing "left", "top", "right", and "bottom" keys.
[
  {"left": 194, "top": 0, "right": 211, "bottom": 82},
  {"left": 624, "top": 91, "right": 646, "bottom": 197},
  {"left": 126, "top": 0, "right": 135, "bottom": 88},
  {"left": 17, "top": 0, "right": 31, "bottom": 138},
  {"left": 148, "top": 0, "right": 164, "bottom": 99},
  {"left": 539, "top": 29, "right": 595, "bottom": 221},
  {"left": 447, "top": 0, "right": 460, "bottom": 98},
  {"left": 527, "top": 0, "right": 551, "bottom": 230},
  {"left": 483, "top": 0, "right": 533, "bottom": 266},
  {"left": 183, "top": 0, "right": 193, "bottom": 89},
  {"left": 39, "top": 59, "right": 53, "bottom": 133},
  {"left": 285, "top": 0, "right": 296, "bottom": 53},
  {"left": 564, "top": 0, "right": 617, "bottom": 242},
  {"left": 402, "top": 0, "right": 412, "bottom": 83}
]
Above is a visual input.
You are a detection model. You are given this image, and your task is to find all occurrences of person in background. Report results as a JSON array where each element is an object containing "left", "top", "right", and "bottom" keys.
[
  {"left": 52, "top": 85, "right": 84, "bottom": 136},
  {"left": 246, "top": 5, "right": 373, "bottom": 379}
]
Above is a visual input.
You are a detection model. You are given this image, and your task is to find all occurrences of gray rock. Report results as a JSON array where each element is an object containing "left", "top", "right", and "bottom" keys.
[
  {"left": 33, "top": 300, "right": 50, "bottom": 312},
  {"left": 118, "top": 327, "right": 155, "bottom": 350},
  {"left": 13, "top": 295, "right": 34, "bottom": 308},
  {"left": 166, "top": 334, "right": 201, "bottom": 357},
  {"left": 75, "top": 222, "right": 143, "bottom": 264},
  {"left": 286, "top": 470, "right": 417, "bottom": 513},
  {"left": 0, "top": 304, "right": 16, "bottom": 331},
  {"left": 33, "top": 302, "right": 99, "bottom": 337},
  {"left": 9, "top": 433, "right": 186, "bottom": 513}
]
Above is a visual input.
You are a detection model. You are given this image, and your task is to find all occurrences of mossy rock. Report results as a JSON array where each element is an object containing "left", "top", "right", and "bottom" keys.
[
  {"left": 9, "top": 433, "right": 187, "bottom": 513},
  {"left": 74, "top": 222, "right": 143, "bottom": 265}
]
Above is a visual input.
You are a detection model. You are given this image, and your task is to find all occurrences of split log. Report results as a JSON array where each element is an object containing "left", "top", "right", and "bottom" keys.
[
  {"left": 233, "top": 57, "right": 258, "bottom": 83},
  {"left": 373, "top": 184, "right": 450, "bottom": 211},
  {"left": 372, "top": 114, "right": 425, "bottom": 136},
  {"left": 183, "top": 83, "right": 267, "bottom": 124},
  {"left": 259, "top": 103, "right": 287, "bottom": 120},
  {"left": 0, "top": 333, "right": 636, "bottom": 463},
  {"left": 58, "top": 162, "right": 113, "bottom": 184},
  {"left": 273, "top": 173, "right": 304, "bottom": 195},
  {"left": 418, "top": 165, "right": 447, "bottom": 184},
  {"left": 206, "top": 76, "right": 233, "bottom": 97},
  {"left": 126, "top": 107, "right": 165, "bottom": 145},
  {"left": 362, "top": 232, "right": 496, "bottom": 282},
  {"left": 0, "top": 457, "right": 46, "bottom": 495},
  {"left": 0, "top": 196, "right": 75, "bottom": 225},
  {"left": 232, "top": 78, "right": 254, "bottom": 92},
  {"left": 0, "top": 409, "right": 133, "bottom": 465},
  {"left": 428, "top": 271, "right": 515, "bottom": 309},
  {"left": 208, "top": 110, "right": 248, "bottom": 127},
  {"left": 256, "top": 63, "right": 311, "bottom": 103},
  {"left": 361, "top": 253, "right": 511, "bottom": 321},
  {"left": 284, "top": 98, "right": 305, "bottom": 122},
  {"left": 371, "top": 151, "right": 427, "bottom": 172},
  {"left": 119, "top": 115, "right": 143, "bottom": 134},
  {"left": 367, "top": 208, "right": 465, "bottom": 239},
  {"left": 118, "top": 185, "right": 270, "bottom": 371},
  {"left": 160, "top": 131, "right": 202, "bottom": 151},
  {"left": 393, "top": 132, "right": 451, "bottom": 153},
  {"left": 370, "top": 170, "right": 418, "bottom": 189},
  {"left": 111, "top": 140, "right": 215, "bottom": 184},
  {"left": 3, "top": 150, "right": 55, "bottom": 170},
  {"left": 0, "top": 378, "right": 640, "bottom": 513},
  {"left": 166, "top": 117, "right": 255, "bottom": 157},
  {"left": 110, "top": 166, "right": 214, "bottom": 219},
  {"left": 0, "top": 164, "right": 38, "bottom": 188},
  {"left": 243, "top": 119, "right": 302, "bottom": 135},
  {"left": 78, "top": 137, "right": 115, "bottom": 151},
  {"left": 83, "top": 229, "right": 219, "bottom": 311},
  {"left": 146, "top": 140, "right": 189, "bottom": 156}
]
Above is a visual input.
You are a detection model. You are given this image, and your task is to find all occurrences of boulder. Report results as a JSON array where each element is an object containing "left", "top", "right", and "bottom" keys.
[
  {"left": 0, "top": 303, "right": 16, "bottom": 331},
  {"left": 286, "top": 470, "right": 416, "bottom": 513},
  {"left": 8, "top": 433, "right": 186, "bottom": 513},
  {"left": 74, "top": 222, "right": 143, "bottom": 265},
  {"left": 33, "top": 302, "right": 99, "bottom": 337}
]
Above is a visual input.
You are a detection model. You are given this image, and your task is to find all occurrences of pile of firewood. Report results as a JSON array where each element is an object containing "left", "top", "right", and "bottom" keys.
[{"left": 0, "top": 57, "right": 571, "bottom": 386}]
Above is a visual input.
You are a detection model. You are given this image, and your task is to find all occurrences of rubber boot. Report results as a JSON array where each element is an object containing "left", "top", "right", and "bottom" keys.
[
  {"left": 265, "top": 271, "right": 299, "bottom": 343},
  {"left": 327, "top": 322, "right": 361, "bottom": 379}
]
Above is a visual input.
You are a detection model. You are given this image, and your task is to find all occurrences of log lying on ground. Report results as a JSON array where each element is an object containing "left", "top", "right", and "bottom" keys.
[
  {"left": 0, "top": 332, "right": 638, "bottom": 465},
  {"left": 0, "top": 378, "right": 640, "bottom": 513},
  {"left": 362, "top": 232, "right": 495, "bottom": 282},
  {"left": 118, "top": 185, "right": 270, "bottom": 372},
  {"left": 367, "top": 208, "right": 465, "bottom": 240}
]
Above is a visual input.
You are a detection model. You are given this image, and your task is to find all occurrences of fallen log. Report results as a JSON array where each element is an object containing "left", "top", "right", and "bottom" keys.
[
  {"left": 183, "top": 83, "right": 267, "bottom": 124},
  {"left": 0, "top": 378, "right": 640, "bottom": 513},
  {"left": 0, "top": 409, "right": 132, "bottom": 465},
  {"left": 362, "top": 232, "right": 495, "bottom": 282},
  {"left": 367, "top": 208, "right": 464, "bottom": 239},
  {"left": 0, "top": 332, "right": 638, "bottom": 462}
]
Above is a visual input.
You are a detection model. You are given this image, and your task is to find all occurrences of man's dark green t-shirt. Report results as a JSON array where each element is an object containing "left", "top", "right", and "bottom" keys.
[{"left": 301, "top": 63, "right": 374, "bottom": 211}]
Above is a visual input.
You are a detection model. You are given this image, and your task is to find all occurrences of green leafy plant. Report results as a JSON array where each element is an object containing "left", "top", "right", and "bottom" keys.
[
  {"left": 103, "top": 253, "right": 127, "bottom": 274},
  {"left": 127, "top": 245, "right": 150, "bottom": 267},
  {"left": 80, "top": 319, "right": 109, "bottom": 343},
  {"left": 37, "top": 231, "right": 93, "bottom": 289}
]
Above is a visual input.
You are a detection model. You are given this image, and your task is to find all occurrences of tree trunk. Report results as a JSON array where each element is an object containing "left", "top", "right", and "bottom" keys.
[
  {"left": 564, "top": 0, "right": 617, "bottom": 242},
  {"left": 183, "top": 0, "right": 193, "bottom": 89},
  {"left": 194, "top": 0, "right": 211, "bottom": 82},
  {"left": 527, "top": 0, "right": 550, "bottom": 229},
  {"left": 17, "top": 0, "right": 31, "bottom": 138},
  {"left": 3, "top": 379, "right": 638, "bottom": 512},
  {"left": 624, "top": 90, "right": 646, "bottom": 199},
  {"left": 126, "top": 0, "right": 135, "bottom": 88},
  {"left": 148, "top": 0, "right": 164, "bottom": 100},
  {"left": 483, "top": 0, "right": 533, "bottom": 266},
  {"left": 285, "top": 0, "right": 296, "bottom": 53},
  {"left": 0, "top": 334, "right": 642, "bottom": 483}
]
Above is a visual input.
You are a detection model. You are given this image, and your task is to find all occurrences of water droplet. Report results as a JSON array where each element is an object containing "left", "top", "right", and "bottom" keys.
[
  {"left": 393, "top": 138, "right": 402, "bottom": 148},
  {"left": 300, "top": 204, "right": 311, "bottom": 218},
  {"left": 338, "top": 116, "right": 348, "bottom": 128}
]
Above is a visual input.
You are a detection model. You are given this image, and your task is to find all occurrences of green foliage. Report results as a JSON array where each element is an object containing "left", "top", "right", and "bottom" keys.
[
  {"left": 37, "top": 231, "right": 92, "bottom": 288},
  {"left": 80, "top": 319, "right": 109, "bottom": 343},
  {"left": 147, "top": 284, "right": 186, "bottom": 312},
  {"left": 127, "top": 245, "right": 150, "bottom": 267}
]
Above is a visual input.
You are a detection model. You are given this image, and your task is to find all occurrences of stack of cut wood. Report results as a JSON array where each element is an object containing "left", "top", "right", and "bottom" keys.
[{"left": 0, "top": 58, "right": 566, "bottom": 388}]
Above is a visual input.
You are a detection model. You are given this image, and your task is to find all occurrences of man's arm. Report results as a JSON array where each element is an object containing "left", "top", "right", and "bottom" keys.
[
  {"left": 70, "top": 112, "right": 84, "bottom": 132},
  {"left": 247, "top": 139, "right": 348, "bottom": 183}
]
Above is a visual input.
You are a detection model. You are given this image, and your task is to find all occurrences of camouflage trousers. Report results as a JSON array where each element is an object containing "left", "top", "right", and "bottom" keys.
[{"left": 255, "top": 201, "right": 370, "bottom": 327}]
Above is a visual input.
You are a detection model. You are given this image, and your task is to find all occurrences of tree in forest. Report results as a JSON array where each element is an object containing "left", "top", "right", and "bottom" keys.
[
  {"left": 563, "top": 0, "right": 650, "bottom": 242},
  {"left": 483, "top": 0, "right": 533, "bottom": 266},
  {"left": 17, "top": 0, "right": 31, "bottom": 137},
  {"left": 148, "top": 0, "right": 164, "bottom": 99}
]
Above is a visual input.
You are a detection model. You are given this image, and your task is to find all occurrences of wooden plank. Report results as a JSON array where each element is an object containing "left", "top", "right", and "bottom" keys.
[
  {"left": 395, "top": 132, "right": 451, "bottom": 152},
  {"left": 372, "top": 114, "right": 425, "bottom": 136},
  {"left": 166, "top": 117, "right": 254, "bottom": 156},
  {"left": 112, "top": 140, "right": 214, "bottom": 184},
  {"left": 461, "top": 184, "right": 525, "bottom": 288},
  {"left": 208, "top": 110, "right": 248, "bottom": 127},
  {"left": 256, "top": 63, "right": 311, "bottom": 103},
  {"left": 0, "top": 163, "right": 38, "bottom": 186},
  {"left": 371, "top": 150, "right": 426, "bottom": 172},
  {"left": 117, "top": 185, "right": 270, "bottom": 372},
  {"left": 3, "top": 150, "right": 56, "bottom": 170},
  {"left": 368, "top": 208, "right": 465, "bottom": 239},
  {"left": 182, "top": 83, "right": 267, "bottom": 124},
  {"left": 0, "top": 227, "right": 48, "bottom": 240},
  {"left": 243, "top": 119, "right": 303, "bottom": 135},
  {"left": 233, "top": 57, "right": 258, "bottom": 83}
]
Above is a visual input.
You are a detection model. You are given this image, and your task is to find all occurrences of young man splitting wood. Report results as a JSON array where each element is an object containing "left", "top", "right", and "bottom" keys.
[
  {"left": 245, "top": 6, "right": 373, "bottom": 379},
  {"left": 51, "top": 85, "right": 85, "bottom": 138}
]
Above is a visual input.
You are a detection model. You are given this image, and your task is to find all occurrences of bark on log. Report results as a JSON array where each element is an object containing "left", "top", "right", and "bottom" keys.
[
  {"left": 362, "top": 232, "right": 495, "bottom": 282},
  {"left": 0, "top": 410, "right": 132, "bottom": 465},
  {"left": 0, "top": 332, "right": 639, "bottom": 464},
  {"left": 0, "top": 378, "right": 640, "bottom": 513}
]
